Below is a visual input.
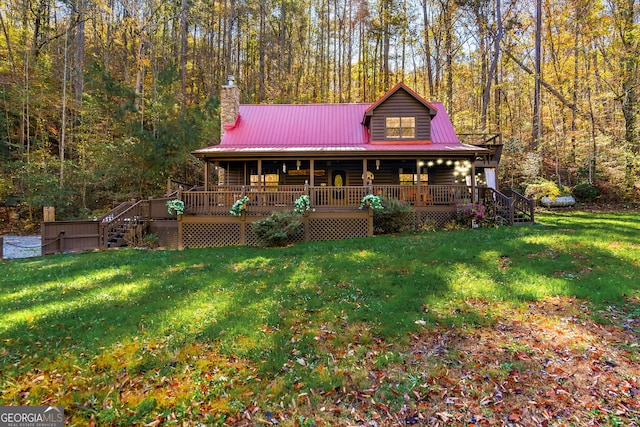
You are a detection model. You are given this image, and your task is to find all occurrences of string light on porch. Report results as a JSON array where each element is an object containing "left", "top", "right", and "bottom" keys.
[
  {"left": 427, "top": 161, "right": 434, "bottom": 167},
  {"left": 446, "top": 160, "right": 453, "bottom": 166},
  {"left": 436, "top": 159, "right": 443, "bottom": 165}
]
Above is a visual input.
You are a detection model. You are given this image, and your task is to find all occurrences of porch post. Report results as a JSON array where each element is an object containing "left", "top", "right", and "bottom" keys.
[
  {"left": 362, "top": 159, "right": 368, "bottom": 185},
  {"left": 471, "top": 160, "right": 477, "bottom": 203},
  {"left": 310, "top": 160, "right": 315, "bottom": 187},
  {"left": 416, "top": 159, "right": 421, "bottom": 191},
  {"left": 257, "top": 159, "right": 263, "bottom": 190},
  {"left": 203, "top": 160, "right": 209, "bottom": 191}
]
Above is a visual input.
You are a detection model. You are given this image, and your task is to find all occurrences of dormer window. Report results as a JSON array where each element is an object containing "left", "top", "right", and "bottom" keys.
[{"left": 386, "top": 117, "right": 415, "bottom": 139}]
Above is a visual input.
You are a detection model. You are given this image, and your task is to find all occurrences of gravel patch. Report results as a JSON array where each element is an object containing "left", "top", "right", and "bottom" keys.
[{"left": 1, "top": 236, "right": 41, "bottom": 259}]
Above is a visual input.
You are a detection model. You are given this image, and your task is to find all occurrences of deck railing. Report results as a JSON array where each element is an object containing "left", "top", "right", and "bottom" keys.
[{"left": 182, "top": 184, "right": 473, "bottom": 215}]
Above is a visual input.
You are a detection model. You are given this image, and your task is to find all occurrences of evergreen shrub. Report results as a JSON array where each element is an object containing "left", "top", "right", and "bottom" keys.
[{"left": 252, "top": 211, "right": 303, "bottom": 247}]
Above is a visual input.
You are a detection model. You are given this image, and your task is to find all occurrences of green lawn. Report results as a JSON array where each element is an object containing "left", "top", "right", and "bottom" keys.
[{"left": 1, "top": 211, "right": 639, "bottom": 426}]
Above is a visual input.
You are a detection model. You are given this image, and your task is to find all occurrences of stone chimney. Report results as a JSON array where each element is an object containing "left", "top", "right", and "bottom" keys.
[{"left": 220, "top": 76, "right": 240, "bottom": 140}]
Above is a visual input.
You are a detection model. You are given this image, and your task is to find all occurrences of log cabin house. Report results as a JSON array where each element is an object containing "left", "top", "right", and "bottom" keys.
[
  {"left": 176, "top": 80, "right": 532, "bottom": 248},
  {"left": 41, "top": 80, "right": 533, "bottom": 254}
]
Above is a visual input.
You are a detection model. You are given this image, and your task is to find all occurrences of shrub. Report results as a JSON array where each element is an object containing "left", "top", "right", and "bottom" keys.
[
  {"left": 456, "top": 202, "right": 486, "bottom": 228},
  {"left": 443, "top": 219, "right": 465, "bottom": 231},
  {"left": 252, "top": 211, "right": 303, "bottom": 247},
  {"left": 373, "top": 196, "right": 413, "bottom": 234},
  {"left": 373, "top": 197, "right": 413, "bottom": 234},
  {"left": 524, "top": 179, "right": 560, "bottom": 202},
  {"left": 572, "top": 182, "right": 600, "bottom": 202},
  {"left": 143, "top": 233, "right": 159, "bottom": 249}
]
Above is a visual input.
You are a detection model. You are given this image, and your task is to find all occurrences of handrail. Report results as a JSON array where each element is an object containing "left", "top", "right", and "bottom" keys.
[
  {"left": 182, "top": 184, "right": 474, "bottom": 215},
  {"left": 101, "top": 200, "right": 148, "bottom": 247},
  {"left": 99, "top": 196, "right": 176, "bottom": 247},
  {"left": 509, "top": 189, "right": 535, "bottom": 223},
  {"left": 457, "top": 133, "right": 502, "bottom": 146},
  {"left": 98, "top": 201, "right": 134, "bottom": 223},
  {"left": 481, "top": 188, "right": 513, "bottom": 225}
]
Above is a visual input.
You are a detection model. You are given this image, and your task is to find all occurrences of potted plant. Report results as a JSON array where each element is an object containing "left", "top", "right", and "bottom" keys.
[{"left": 293, "top": 195, "right": 311, "bottom": 215}]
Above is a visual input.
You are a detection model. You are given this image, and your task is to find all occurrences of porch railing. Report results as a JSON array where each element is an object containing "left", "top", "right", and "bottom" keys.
[{"left": 182, "top": 184, "right": 473, "bottom": 215}]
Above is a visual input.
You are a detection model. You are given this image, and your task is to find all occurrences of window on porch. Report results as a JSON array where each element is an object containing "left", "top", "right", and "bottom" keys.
[
  {"left": 399, "top": 172, "right": 428, "bottom": 185},
  {"left": 250, "top": 173, "right": 279, "bottom": 189}
]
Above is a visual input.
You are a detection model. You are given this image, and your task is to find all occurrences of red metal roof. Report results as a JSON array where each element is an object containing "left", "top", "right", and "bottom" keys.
[
  {"left": 193, "top": 99, "right": 479, "bottom": 157},
  {"left": 221, "top": 103, "right": 371, "bottom": 147}
]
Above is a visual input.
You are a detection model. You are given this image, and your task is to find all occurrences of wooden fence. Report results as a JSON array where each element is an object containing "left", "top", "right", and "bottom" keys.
[{"left": 42, "top": 221, "right": 102, "bottom": 255}]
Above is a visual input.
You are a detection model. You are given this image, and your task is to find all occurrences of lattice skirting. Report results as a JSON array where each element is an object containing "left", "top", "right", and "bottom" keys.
[
  {"left": 178, "top": 209, "right": 456, "bottom": 249},
  {"left": 371, "top": 207, "right": 456, "bottom": 233},
  {"left": 308, "top": 215, "right": 370, "bottom": 241},
  {"left": 417, "top": 208, "right": 457, "bottom": 228},
  {"left": 179, "top": 211, "right": 373, "bottom": 248},
  {"left": 183, "top": 222, "right": 242, "bottom": 247}
]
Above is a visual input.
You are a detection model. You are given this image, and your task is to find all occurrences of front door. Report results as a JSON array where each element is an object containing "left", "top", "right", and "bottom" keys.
[{"left": 332, "top": 170, "right": 346, "bottom": 201}]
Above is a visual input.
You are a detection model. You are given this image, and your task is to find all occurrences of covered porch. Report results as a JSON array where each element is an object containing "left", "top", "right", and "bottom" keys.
[{"left": 195, "top": 155, "right": 493, "bottom": 213}]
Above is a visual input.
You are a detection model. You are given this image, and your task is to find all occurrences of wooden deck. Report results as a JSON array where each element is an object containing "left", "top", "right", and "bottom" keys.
[{"left": 41, "top": 185, "right": 534, "bottom": 254}]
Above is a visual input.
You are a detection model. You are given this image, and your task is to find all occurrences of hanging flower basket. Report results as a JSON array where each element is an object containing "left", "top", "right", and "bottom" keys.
[
  {"left": 230, "top": 196, "right": 251, "bottom": 217},
  {"left": 293, "top": 195, "right": 311, "bottom": 215},
  {"left": 166, "top": 199, "right": 185, "bottom": 216},
  {"left": 359, "top": 194, "right": 384, "bottom": 211}
]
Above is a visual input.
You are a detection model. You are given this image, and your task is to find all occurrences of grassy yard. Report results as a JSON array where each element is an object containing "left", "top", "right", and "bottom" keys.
[{"left": 1, "top": 211, "right": 639, "bottom": 426}]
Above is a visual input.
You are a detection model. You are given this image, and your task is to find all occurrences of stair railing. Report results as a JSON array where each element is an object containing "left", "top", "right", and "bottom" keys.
[
  {"left": 100, "top": 200, "right": 150, "bottom": 248},
  {"left": 501, "top": 189, "right": 535, "bottom": 224}
]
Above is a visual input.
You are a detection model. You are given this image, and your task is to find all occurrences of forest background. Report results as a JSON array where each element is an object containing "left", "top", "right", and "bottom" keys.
[{"left": 0, "top": 0, "right": 638, "bottom": 227}]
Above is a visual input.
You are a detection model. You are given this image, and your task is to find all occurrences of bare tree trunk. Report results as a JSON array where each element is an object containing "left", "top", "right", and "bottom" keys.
[
  {"left": 421, "top": 0, "right": 434, "bottom": 97},
  {"left": 442, "top": 0, "right": 453, "bottom": 113},
  {"left": 60, "top": 29, "right": 69, "bottom": 186},
  {"left": 74, "top": 0, "right": 85, "bottom": 104},
  {"left": 258, "top": 2, "right": 265, "bottom": 101},
  {"left": 382, "top": 0, "right": 391, "bottom": 90},
  {"left": 531, "top": 0, "right": 542, "bottom": 151},
  {"left": 0, "top": 10, "right": 16, "bottom": 71},
  {"left": 570, "top": 2, "right": 580, "bottom": 163},
  {"left": 618, "top": 0, "right": 639, "bottom": 168},
  {"left": 180, "top": 0, "right": 188, "bottom": 109},
  {"left": 481, "top": 0, "right": 502, "bottom": 132},
  {"left": 225, "top": 0, "right": 235, "bottom": 79}
]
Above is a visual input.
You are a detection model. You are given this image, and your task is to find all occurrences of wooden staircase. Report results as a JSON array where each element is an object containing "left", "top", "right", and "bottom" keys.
[
  {"left": 479, "top": 188, "right": 535, "bottom": 226},
  {"left": 98, "top": 191, "right": 183, "bottom": 248}
]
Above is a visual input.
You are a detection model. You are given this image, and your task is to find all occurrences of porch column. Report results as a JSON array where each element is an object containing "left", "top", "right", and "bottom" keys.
[
  {"left": 471, "top": 161, "right": 477, "bottom": 203},
  {"left": 203, "top": 160, "right": 209, "bottom": 191},
  {"left": 310, "top": 160, "right": 315, "bottom": 187},
  {"left": 416, "top": 159, "right": 422, "bottom": 191},
  {"left": 362, "top": 159, "right": 368, "bottom": 185},
  {"left": 257, "top": 160, "right": 263, "bottom": 190}
]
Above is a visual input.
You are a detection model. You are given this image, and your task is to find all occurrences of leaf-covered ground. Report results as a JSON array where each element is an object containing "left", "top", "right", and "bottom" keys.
[{"left": 3, "top": 296, "right": 638, "bottom": 426}]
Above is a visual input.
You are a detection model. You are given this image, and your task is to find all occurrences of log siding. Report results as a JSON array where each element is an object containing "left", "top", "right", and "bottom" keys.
[{"left": 368, "top": 90, "right": 434, "bottom": 142}]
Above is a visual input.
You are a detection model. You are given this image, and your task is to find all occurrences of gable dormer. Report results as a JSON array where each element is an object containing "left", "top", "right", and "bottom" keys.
[{"left": 363, "top": 83, "right": 438, "bottom": 144}]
